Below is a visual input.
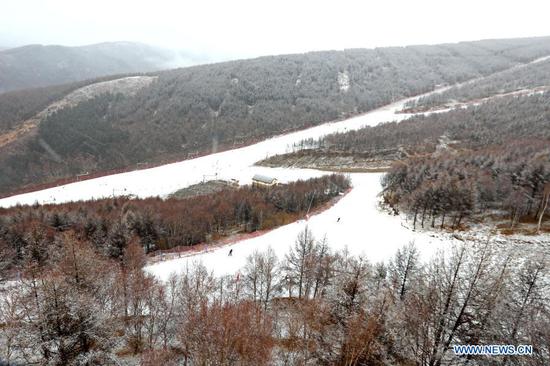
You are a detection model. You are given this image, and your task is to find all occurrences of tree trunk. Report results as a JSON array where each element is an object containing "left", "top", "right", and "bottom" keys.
[
  {"left": 428, "top": 247, "right": 465, "bottom": 366},
  {"left": 537, "top": 194, "right": 549, "bottom": 233},
  {"left": 421, "top": 205, "right": 427, "bottom": 228}
]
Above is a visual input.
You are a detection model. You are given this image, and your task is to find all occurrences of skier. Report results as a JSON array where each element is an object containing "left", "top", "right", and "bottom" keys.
[
  {"left": 337, "top": 217, "right": 341, "bottom": 222},
  {"left": 228, "top": 248, "right": 233, "bottom": 256}
]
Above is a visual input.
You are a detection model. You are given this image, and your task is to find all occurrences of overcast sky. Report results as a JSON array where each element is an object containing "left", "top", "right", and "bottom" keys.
[{"left": 2, "top": 0, "right": 550, "bottom": 59}]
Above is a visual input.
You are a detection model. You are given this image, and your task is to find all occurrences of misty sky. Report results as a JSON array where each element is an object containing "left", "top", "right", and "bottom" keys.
[{"left": 2, "top": 0, "right": 550, "bottom": 59}]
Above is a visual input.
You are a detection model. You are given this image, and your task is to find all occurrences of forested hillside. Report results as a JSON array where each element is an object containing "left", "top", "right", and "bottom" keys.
[
  {"left": 0, "top": 74, "right": 144, "bottom": 134},
  {"left": 382, "top": 94, "right": 550, "bottom": 230},
  {"left": 407, "top": 56, "right": 550, "bottom": 111},
  {"left": 303, "top": 91, "right": 550, "bottom": 153},
  {"left": 2, "top": 37, "right": 550, "bottom": 196},
  {"left": 0, "top": 42, "right": 188, "bottom": 93},
  {"left": 264, "top": 91, "right": 550, "bottom": 231}
]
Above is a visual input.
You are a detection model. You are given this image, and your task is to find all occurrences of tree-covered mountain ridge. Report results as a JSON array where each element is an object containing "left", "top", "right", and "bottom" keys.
[
  {"left": 2, "top": 36, "right": 550, "bottom": 196},
  {"left": 0, "top": 76, "right": 156, "bottom": 148}
]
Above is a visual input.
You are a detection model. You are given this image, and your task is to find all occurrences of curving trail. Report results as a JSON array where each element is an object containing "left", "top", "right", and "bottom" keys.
[{"left": 145, "top": 172, "right": 461, "bottom": 279}]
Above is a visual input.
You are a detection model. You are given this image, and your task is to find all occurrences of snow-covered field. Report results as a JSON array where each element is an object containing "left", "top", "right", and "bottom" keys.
[{"left": 145, "top": 172, "right": 462, "bottom": 279}]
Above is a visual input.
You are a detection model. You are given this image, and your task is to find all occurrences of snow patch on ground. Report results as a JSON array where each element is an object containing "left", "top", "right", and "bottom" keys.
[{"left": 338, "top": 70, "right": 350, "bottom": 92}]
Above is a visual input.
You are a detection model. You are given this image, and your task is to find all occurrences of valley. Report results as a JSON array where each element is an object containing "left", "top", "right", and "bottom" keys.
[
  {"left": 1, "top": 63, "right": 547, "bottom": 282},
  {"left": 0, "top": 36, "right": 549, "bottom": 366}
]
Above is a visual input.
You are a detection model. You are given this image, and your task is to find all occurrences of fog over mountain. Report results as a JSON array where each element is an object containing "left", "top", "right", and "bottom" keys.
[
  {"left": 3, "top": 0, "right": 550, "bottom": 61},
  {"left": 0, "top": 41, "right": 211, "bottom": 93}
]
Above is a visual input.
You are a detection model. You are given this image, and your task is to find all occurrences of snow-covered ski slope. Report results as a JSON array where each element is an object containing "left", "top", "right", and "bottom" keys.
[
  {"left": 0, "top": 92, "right": 429, "bottom": 208},
  {"left": 145, "top": 173, "right": 459, "bottom": 279},
  {"left": 3, "top": 54, "right": 550, "bottom": 208},
  {"left": 2, "top": 57, "right": 549, "bottom": 280}
]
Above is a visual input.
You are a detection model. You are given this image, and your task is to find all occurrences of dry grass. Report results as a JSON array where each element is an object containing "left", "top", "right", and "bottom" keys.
[{"left": 0, "top": 119, "right": 38, "bottom": 147}]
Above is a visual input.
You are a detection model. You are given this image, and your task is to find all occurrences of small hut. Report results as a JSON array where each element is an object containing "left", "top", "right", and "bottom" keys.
[{"left": 252, "top": 174, "right": 278, "bottom": 187}]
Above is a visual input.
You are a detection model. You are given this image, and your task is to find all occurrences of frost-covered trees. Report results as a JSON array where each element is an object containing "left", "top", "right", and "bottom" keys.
[
  {"left": 382, "top": 142, "right": 549, "bottom": 231},
  {"left": 537, "top": 183, "right": 550, "bottom": 233},
  {"left": 282, "top": 228, "right": 338, "bottom": 301},
  {"left": 387, "top": 242, "right": 550, "bottom": 366},
  {"left": 389, "top": 242, "right": 419, "bottom": 300},
  {"left": 178, "top": 301, "right": 273, "bottom": 365},
  {"left": 284, "top": 226, "right": 317, "bottom": 299},
  {"left": 2, "top": 238, "right": 118, "bottom": 365},
  {"left": 1, "top": 228, "right": 548, "bottom": 365},
  {"left": 243, "top": 247, "right": 279, "bottom": 309}
]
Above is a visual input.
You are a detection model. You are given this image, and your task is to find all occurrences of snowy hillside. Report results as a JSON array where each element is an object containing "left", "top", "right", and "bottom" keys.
[
  {"left": 2, "top": 75, "right": 547, "bottom": 284},
  {"left": 0, "top": 93, "right": 420, "bottom": 208},
  {"left": 9, "top": 53, "right": 548, "bottom": 209}
]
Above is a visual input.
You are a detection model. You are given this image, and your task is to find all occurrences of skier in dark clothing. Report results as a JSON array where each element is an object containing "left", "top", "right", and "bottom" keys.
[
  {"left": 228, "top": 249, "right": 233, "bottom": 256},
  {"left": 337, "top": 217, "right": 341, "bottom": 222}
]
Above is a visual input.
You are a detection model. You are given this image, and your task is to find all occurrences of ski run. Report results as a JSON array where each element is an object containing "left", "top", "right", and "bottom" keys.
[{"left": 1, "top": 82, "right": 547, "bottom": 280}]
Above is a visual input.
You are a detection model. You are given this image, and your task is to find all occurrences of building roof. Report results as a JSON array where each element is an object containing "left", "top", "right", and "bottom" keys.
[{"left": 252, "top": 174, "right": 277, "bottom": 184}]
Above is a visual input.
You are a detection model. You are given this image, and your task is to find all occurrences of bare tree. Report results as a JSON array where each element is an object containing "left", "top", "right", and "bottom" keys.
[
  {"left": 285, "top": 227, "right": 317, "bottom": 299},
  {"left": 389, "top": 242, "right": 419, "bottom": 300}
]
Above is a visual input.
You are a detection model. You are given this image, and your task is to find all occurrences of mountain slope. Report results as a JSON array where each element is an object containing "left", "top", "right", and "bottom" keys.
[
  {"left": 2, "top": 37, "right": 550, "bottom": 196},
  {"left": 0, "top": 41, "right": 192, "bottom": 93},
  {"left": 260, "top": 86, "right": 550, "bottom": 232},
  {"left": 407, "top": 55, "right": 550, "bottom": 110}
]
